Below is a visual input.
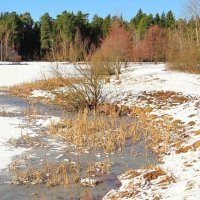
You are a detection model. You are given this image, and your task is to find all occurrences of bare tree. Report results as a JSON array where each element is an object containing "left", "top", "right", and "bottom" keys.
[
  {"left": 185, "top": 0, "right": 200, "bottom": 46},
  {"left": 100, "top": 19, "right": 131, "bottom": 79}
]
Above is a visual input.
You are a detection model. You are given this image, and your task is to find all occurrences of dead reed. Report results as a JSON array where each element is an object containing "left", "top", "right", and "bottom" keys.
[{"left": 48, "top": 109, "right": 130, "bottom": 153}]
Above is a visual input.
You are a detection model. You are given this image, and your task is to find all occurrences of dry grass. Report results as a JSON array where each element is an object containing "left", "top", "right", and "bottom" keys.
[
  {"left": 9, "top": 157, "right": 112, "bottom": 200},
  {"left": 9, "top": 133, "right": 47, "bottom": 148},
  {"left": 10, "top": 77, "right": 81, "bottom": 98},
  {"left": 10, "top": 158, "right": 70, "bottom": 188},
  {"left": 47, "top": 103, "right": 184, "bottom": 158},
  {"left": 0, "top": 110, "right": 16, "bottom": 117},
  {"left": 194, "top": 130, "right": 200, "bottom": 135},
  {"left": 48, "top": 109, "right": 129, "bottom": 153},
  {"left": 86, "top": 159, "right": 111, "bottom": 177},
  {"left": 176, "top": 140, "right": 200, "bottom": 154},
  {"left": 9, "top": 157, "right": 98, "bottom": 190},
  {"left": 107, "top": 166, "right": 175, "bottom": 200},
  {"left": 143, "top": 167, "right": 166, "bottom": 181},
  {"left": 137, "top": 91, "right": 190, "bottom": 109},
  {"left": 97, "top": 103, "right": 130, "bottom": 117}
]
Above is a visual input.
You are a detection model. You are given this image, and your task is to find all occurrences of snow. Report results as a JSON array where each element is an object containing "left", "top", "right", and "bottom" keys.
[
  {"left": 30, "top": 89, "right": 54, "bottom": 99},
  {"left": 80, "top": 178, "right": 98, "bottom": 186},
  {"left": 0, "top": 61, "right": 63, "bottom": 171},
  {"left": 161, "top": 151, "right": 200, "bottom": 200},
  {"left": 0, "top": 117, "right": 32, "bottom": 171},
  {"left": 0, "top": 61, "right": 77, "bottom": 87},
  {"left": 104, "top": 63, "right": 200, "bottom": 101},
  {"left": 0, "top": 113, "right": 60, "bottom": 172},
  {"left": 102, "top": 63, "right": 200, "bottom": 200},
  {"left": 0, "top": 62, "right": 51, "bottom": 87}
]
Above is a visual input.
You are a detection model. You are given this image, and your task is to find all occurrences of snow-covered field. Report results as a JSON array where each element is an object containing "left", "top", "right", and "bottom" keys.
[
  {"left": 103, "top": 63, "right": 200, "bottom": 200},
  {"left": 0, "top": 62, "right": 52, "bottom": 87},
  {"left": 0, "top": 62, "right": 200, "bottom": 199},
  {"left": 0, "top": 62, "right": 60, "bottom": 172}
]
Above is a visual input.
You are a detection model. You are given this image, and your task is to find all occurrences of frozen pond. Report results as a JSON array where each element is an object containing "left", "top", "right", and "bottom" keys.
[{"left": 0, "top": 93, "right": 157, "bottom": 200}]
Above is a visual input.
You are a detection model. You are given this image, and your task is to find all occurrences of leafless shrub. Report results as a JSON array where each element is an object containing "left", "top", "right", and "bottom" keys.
[
  {"left": 51, "top": 58, "right": 105, "bottom": 112},
  {"left": 167, "top": 26, "right": 200, "bottom": 72},
  {"left": 99, "top": 18, "right": 131, "bottom": 79},
  {"left": 167, "top": 0, "right": 200, "bottom": 73}
]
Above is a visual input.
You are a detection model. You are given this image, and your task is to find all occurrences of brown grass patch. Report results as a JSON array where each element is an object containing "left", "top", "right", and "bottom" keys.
[
  {"left": 48, "top": 109, "right": 129, "bottom": 153},
  {"left": 118, "top": 191, "right": 138, "bottom": 199},
  {"left": 176, "top": 140, "right": 200, "bottom": 154},
  {"left": 194, "top": 130, "right": 200, "bottom": 135},
  {"left": 121, "top": 170, "right": 142, "bottom": 179},
  {"left": 10, "top": 77, "right": 81, "bottom": 98},
  {"left": 10, "top": 159, "right": 70, "bottom": 188},
  {"left": 176, "top": 146, "right": 191, "bottom": 154},
  {"left": 153, "top": 196, "right": 160, "bottom": 200},
  {"left": 97, "top": 103, "right": 130, "bottom": 117},
  {"left": 158, "top": 176, "right": 175, "bottom": 185},
  {"left": 143, "top": 168, "right": 166, "bottom": 182},
  {"left": 0, "top": 111, "right": 16, "bottom": 117},
  {"left": 97, "top": 103, "right": 185, "bottom": 156},
  {"left": 192, "top": 140, "right": 200, "bottom": 149},
  {"left": 188, "top": 121, "right": 196, "bottom": 126},
  {"left": 48, "top": 106, "right": 180, "bottom": 156},
  {"left": 137, "top": 91, "right": 190, "bottom": 109}
]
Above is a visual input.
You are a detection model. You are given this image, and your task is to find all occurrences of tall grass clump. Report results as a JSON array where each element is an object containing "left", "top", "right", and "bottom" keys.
[{"left": 48, "top": 109, "right": 129, "bottom": 153}]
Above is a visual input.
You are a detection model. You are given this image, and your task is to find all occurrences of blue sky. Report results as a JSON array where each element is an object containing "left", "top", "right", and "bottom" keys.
[{"left": 0, "top": 0, "right": 186, "bottom": 21}]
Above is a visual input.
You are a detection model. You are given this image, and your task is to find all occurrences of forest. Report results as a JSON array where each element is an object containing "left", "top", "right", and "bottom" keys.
[{"left": 0, "top": 8, "right": 200, "bottom": 72}]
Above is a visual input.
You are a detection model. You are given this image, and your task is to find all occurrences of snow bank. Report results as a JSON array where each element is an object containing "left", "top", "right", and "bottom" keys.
[
  {"left": 103, "top": 63, "right": 200, "bottom": 200},
  {"left": 0, "top": 117, "right": 33, "bottom": 171},
  {"left": 104, "top": 63, "right": 200, "bottom": 99}
]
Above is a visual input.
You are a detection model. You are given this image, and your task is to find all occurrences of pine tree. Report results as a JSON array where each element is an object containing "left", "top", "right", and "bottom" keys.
[
  {"left": 166, "top": 10, "right": 175, "bottom": 28},
  {"left": 160, "top": 12, "right": 166, "bottom": 28},
  {"left": 102, "top": 15, "right": 111, "bottom": 37},
  {"left": 6, "top": 12, "right": 21, "bottom": 50},
  {"left": 19, "top": 12, "right": 35, "bottom": 59},
  {"left": 91, "top": 14, "right": 103, "bottom": 46},
  {"left": 154, "top": 13, "right": 161, "bottom": 25},
  {"left": 40, "top": 13, "right": 53, "bottom": 55}
]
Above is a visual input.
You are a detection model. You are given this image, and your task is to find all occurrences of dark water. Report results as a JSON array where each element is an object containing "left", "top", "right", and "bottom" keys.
[{"left": 0, "top": 92, "right": 157, "bottom": 200}]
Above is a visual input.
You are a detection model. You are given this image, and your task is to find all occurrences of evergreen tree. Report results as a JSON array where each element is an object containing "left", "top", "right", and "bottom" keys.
[
  {"left": 154, "top": 13, "right": 161, "bottom": 25},
  {"left": 102, "top": 15, "right": 111, "bottom": 37},
  {"left": 19, "top": 12, "right": 35, "bottom": 59},
  {"left": 135, "top": 9, "right": 144, "bottom": 23},
  {"left": 54, "top": 11, "right": 76, "bottom": 44},
  {"left": 160, "top": 12, "right": 166, "bottom": 28},
  {"left": 146, "top": 14, "right": 154, "bottom": 27},
  {"left": 75, "top": 11, "right": 89, "bottom": 37},
  {"left": 91, "top": 14, "right": 103, "bottom": 46},
  {"left": 32, "top": 22, "right": 41, "bottom": 59},
  {"left": 166, "top": 10, "right": 175, "bottom": 28},
  {"left": 6, "top": 12, "right": 22, "bottom": 51},
  {"left": 40, "top": 12, "right": 53, "bottom": 55}
]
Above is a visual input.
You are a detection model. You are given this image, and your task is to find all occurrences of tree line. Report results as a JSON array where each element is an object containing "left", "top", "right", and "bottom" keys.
[{"left": 0, "top": 8, "right": 199, "bottom": 67}]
